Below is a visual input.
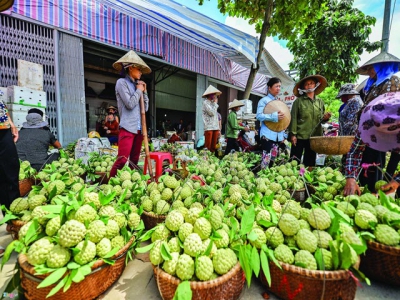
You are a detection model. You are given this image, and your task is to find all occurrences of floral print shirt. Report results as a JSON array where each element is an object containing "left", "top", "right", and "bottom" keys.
[
  {"left": 202, "top": 99, "right": 219, "bottom": 131},
  {"left": 0, "top": 100, "right": 11, "bottom": 130},
  {"left": 339, "top": 95, "right": 363, "bottom": 136}
]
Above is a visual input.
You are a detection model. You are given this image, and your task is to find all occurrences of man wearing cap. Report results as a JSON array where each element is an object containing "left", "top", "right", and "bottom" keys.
[
  {"left": 109, "top": 50, "right": 151, "bottom": 177},
  {"left": 337, "top": 83, "right": 363, "bottom": 136},
  {"left": 225, "top": 99, "right": 249, "bottom": 155},
  {"left": 344, "top": 52, "right": 400, "bottom": 195},
  {"left": 288, "top": 75, "right": 331, "bottom": 167},
  {"left": 16, "top": 112, "right": 62, "bottom": 171},
  {"left": 202, "top": 85, "right": 221, "bottom": 153}
]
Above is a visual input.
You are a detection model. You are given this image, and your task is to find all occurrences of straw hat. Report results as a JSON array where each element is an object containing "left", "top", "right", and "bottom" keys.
[
  {"left": 202, "top": 85, "right": 222, "bottom": 98},
  {"left": 293, "top": 75, "right": 327, "bottom": 97},
  {"left": 356, "top": 52, "right": 400, "bottom": 75},
  {"left": 0, "top": 0, "right": 14, "bottom": 12},
  {"left": 106, "top": 105, "right": 118, "bottom": 112},
  {"left": 112, "top": 50, "right": 152, "bottom": 74},
  {"left": 263, "top": 100, "right": 291, "bottom": 132},
  {"left": 229, "top": 99, "right": 244, "bottom": 109}
]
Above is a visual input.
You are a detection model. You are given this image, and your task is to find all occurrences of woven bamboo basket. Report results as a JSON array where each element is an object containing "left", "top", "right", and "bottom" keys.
[
  {"left": 153, "top": 262, "right": 245, "bottom": 300},
  {"left": 94, "top": 172, "right": 109, "bottom": 184},
  {"left": 6, "top": 219, "right": 27, "bottom": 240},
  {"left": 142, "top": 211, "right": 166, "bottom": 230},
  {"left": 172, "top": 159, "right": 190, "bottom": 179},
  {"left": 309, "top": 136, "right": 354, "bottom": 155},
  {"left": 261, "top": 261, "right": 358, "bottom": 300},
  {"left": 290, "top": 188, "right": 307, "bottom": 202},
  {"left": 18, "top": 236, "right": 135, "bottom": 300},
  {"left": 19, "top": 177, "right": 35, "bottom": 197},
  {"left": 359, "top": 240, "right": 400, "bottom": 286}
]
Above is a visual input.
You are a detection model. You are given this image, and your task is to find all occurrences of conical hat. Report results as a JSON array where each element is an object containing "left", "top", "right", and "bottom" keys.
[
  {"left": 356, "top": 52, "right": 400, "bottom": 75},
  {"left": 263, "top": 100, "right": 291, "bottom": 132},
  {"left": 0, "top": 0, "right": 14, "bottom": 11},
  {"left": 113, "top": 50, "right": 151, "bottom": 74},
  {"left": 229, "top": 99, "right": 244, "bottom": 109},
  {"left": 293, "top": 75, "right": 327, "bottom": 97},
  {"left": 202, "top": 85, "right": 222, "bottom": 98}
]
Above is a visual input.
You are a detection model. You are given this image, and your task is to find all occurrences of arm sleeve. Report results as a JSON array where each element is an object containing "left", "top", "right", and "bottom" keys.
[
  {"left": 116, "top": 80, "right": 142, "bottom": 110},
  {"left": 344, "top": 132, "right": 365, "bottom": 179},
  {"left": 256, "top": 99, "right": 278, "bottom": 122},
  {"left": 203, "top": 101, "right": 215, "bottom": 117},
  {"left": 228, "top": 112, "right": 244, "bottom": 131}
]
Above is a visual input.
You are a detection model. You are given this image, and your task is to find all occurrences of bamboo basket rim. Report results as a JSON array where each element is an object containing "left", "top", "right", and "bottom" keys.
[
  {"left": 367, "top": 240, "right": 400, "bottom": 255},
  {"left": 153, "top": 262, "right": 242, "bottom": 289},
  {"left": 142, "top": 211, "right": 167, "bottom": 219},
  {"left": 275, "top": 260, "right": 353, "bottom": 280},
  {"left": 18, "top": 235, "right": 135, "bottom": 277},
  {"left": 309, "top": 136, "right": 354, "bottom": 155}
]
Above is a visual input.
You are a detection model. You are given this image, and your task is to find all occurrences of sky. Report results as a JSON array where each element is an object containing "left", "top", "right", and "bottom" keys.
[{"left": 173, "top": 0, "right": 399, "bottom": 83}]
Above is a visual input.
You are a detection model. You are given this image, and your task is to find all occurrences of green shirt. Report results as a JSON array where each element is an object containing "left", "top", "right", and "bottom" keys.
[
  {"left": 226, "top": 111, "right": 244, "bottom": 138},
  {"left": 288, "top": 95, "right": 325, "bottom": 139}
]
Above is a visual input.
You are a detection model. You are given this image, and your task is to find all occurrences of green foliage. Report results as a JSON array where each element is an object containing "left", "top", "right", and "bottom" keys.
[
  {"left": 318, "top": 84, "right": 341, "bottom": 120},
  {"left": 288, "top": 0, "right": 381, "bottom": 88}
]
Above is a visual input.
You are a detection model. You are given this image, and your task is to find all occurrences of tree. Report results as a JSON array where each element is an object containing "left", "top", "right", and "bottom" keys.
[
  {"left": 318, "top": 85, "right": 341, "bottom": 120},
  {"left": 287, "top": 0, "right": 380, "bottom": 88},
  {"left": 197, "top": 0, "right": 329, "bottom": 98}
]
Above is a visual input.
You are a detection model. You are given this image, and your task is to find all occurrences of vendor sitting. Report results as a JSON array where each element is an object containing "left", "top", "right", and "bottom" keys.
[
  {"left": 16, "top": 112, "right": 62, "bottom": 171},
  {"left": 103, "top": 105, "right": 119, "bottom": 144}
]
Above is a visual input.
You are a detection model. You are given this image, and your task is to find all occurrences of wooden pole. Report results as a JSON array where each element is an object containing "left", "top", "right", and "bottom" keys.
[{"left": 140, "top": 93, "right": 154, "bottom": 180}]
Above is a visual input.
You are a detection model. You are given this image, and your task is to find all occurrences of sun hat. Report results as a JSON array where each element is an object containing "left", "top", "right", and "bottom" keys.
[
  {"left": 336, "top": 83, "right": 360, "bottom": 98},
  {"left": 106, "top": 105, "right": 118, "bottom": 112},
  {"left": 0, "top": 0, "right": 14, "bottom": 12},
  {"left": 263, "top": 100, "right": 291, "bottom": 132},
  {"left": 22, "top": 113, "right": 48, "bottom": 129},
  {"left": 113, "top": 50, "right": 152, "bottom": 74},
  {"left": 356, "top": 52, "right": 400, "bottom": 75},
  {"left": 202, "top": 85, "right": 222, "bottom": 98},
  {"left": 359, "top": 92, "right": 400, "bottom": 152},
  {"left": 229, "top": 99, "right": 245, "bottom": 109},
  {"left": 293, "top": 75, "right": 327, "bottom": 97}
]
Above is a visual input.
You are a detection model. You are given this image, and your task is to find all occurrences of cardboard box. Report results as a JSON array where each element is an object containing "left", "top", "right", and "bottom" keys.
[
  {"left": 7, "top": 85, "right": 47, "bottom": 108},
  {"left": 18, "top": 60, "right": 44, "bottom": 91}
]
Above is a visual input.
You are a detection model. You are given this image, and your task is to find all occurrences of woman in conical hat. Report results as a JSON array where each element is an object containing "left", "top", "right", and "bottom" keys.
[
  {"left": 109, "top": 50, "right": 152, "bottom": 177},
  {"left": 225, "top": 99, "right": 248, "bottom": 155},
  {"left": 202, "top": 85, "right": 222, "bottom": 153},
  {"left": 288, "top": 75, "right": 331, "bottom": 167},
  {"left": 344, "top": 52, "right": 400, "bottom": 195}
]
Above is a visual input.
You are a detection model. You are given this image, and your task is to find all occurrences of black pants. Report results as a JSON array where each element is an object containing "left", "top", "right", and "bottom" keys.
[
  {"left": 289, "top": 138, "right": 316, "bottom": 167},
  {"left": 0, "top": 129, "right": 20, "bottom": 209},
  {"left": 225, "top": 138, "right": 240, "bottom": 155},
  {"left": 358, "top": 146, "right": 386, "bottom": 193}
]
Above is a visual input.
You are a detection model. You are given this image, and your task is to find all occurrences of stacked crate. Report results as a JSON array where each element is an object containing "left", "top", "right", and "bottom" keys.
[{"left": 5, "top": 60, "right": 46, "bottom": 129}]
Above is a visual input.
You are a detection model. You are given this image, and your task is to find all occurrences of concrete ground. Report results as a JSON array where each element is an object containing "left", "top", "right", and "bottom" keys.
[{"left": 1, "top": 216, "right": 399, "bottom": 300}]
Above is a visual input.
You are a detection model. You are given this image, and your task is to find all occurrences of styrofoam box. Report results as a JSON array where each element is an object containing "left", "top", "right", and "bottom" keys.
[
  {"left": 18, "top": 60, "right": 44, "bottom": 91},
  {"left": 151, "top": 138, "right": 161, "bottom": 151},
  {"left": 75, "top": 137, "right": 111, "bottom": 164},
  {"left": 7, "top": 85, "right": 47, "bottom": 108},
  {"left": 176, "top": 141, "right": 194, "bottom": 149},
  {"left": 9, "top": 105, "right": 46, "bottom": 130}
]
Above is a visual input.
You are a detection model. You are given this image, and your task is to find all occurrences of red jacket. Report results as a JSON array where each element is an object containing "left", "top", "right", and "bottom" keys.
[{"left": 104, "top": 118, "right": 119, "bottom": 137}]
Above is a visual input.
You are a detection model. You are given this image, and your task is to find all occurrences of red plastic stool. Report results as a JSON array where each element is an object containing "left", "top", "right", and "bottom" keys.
[{"left": 143, "top": 152, "right": 173, "bottom": 181}]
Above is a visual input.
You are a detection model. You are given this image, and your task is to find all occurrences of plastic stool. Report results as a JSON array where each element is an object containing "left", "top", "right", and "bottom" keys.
[{"left": 143, "top": 152, "right": 173, "bottom": 181}]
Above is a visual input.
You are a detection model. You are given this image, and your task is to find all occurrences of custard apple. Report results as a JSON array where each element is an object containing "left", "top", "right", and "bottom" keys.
[
  {"left": 127, "top": 212, "right": 141, "bottom": 229},
  {"left": 75, "top": 204, "right": 98, "bottom": 224},
  {"left": 28, "top": 195, "right": 46, "bottom": 210},
  {"left": 294, "top": 250, "right": 317, "bottom": 270},
  {"left": 111, "top": 235, "right": 125, "bottom": 251},
  {"left": 150, "top": 240, "right": 164, "bottom": 265},
  {"left": 83, "top": 192, "right": 101, "bottom": 209},
  {"left": 178, "top": 223, "right": 194, "bottom": 242},
  {"left": 184, "top": 233, "right": 203, "bottom": 257},
  {"left": 274, "top": 244, "right": 294, "bottom": 264},
  {"left": 354, "top": 210, "right": 377, "bottom": 230},
  {"left": 87, "top": 220, "right": 107, "bottom": 243},
  {"left": 165, "top": 210, "right": 184, "bottom": 232},
  {"left": 312, "top": 230, "right": 333, "bottom": 249},
  {"left": 278, "top": 214, "right": 300, "bottom": 236},
  {"left": 151, "top": 224, "right": 171, "bottom": 242},
  {"left": 167, "top": 237, "right": 181, "bottom": 253},
  {"left": 96, "top": 238, "right": 112, "bottom": 258},
  {"left": 193, "top": 217, "right": 212, "bottom": 240},
  {"left": 213, "top": 248, "right": 237, "bottom": 275},
  {"left": 45, "top": 215, "right": 61, "bottom": 236},
  {"left": 163, "top": 252, "right": 180, "bottom": 275},
  {"left": 195, "top": 255, "right": 214, "bottom": 281},
  {"left": 46, "top": 245, "right": 71, "bottom": 268},
  {"left": 74, "top": 240, "right": 96, "bottom": 265},
  {"left": 307, "top": 208, "right": 331, "bottom": 230},
  {"left": 155, "top": 200, "right": 170, "bottom": 215},
  {"left": 105, "top": 219, "right": 120, "bottom": 239},
  {"left": 250, "top": 228, "right": 267, "bottom": 249},
  {"left": 374, "top": 224, "right": 400, "bottom": 246},
  {"left": 47, "top": 180, "right": 66, "bottom": 195},
  {"left": 59, "top": 220, "right": 87, "bottom": 248},
  {"left": 214, "top": 229, "right": 230, "bottom": 249},
  {"left": 10, "top": 197, "right": 29, "bottom": 214},
  {"left": 27, "top": 237, "right": 54, "bottom": 266},
  {"left": 176, "top": 254, "right": 195, "bottom": 280},
  {"left": 265, "top": 227, "right": 284, "bottom": 248},
  {"left": 296, "top": 229, "right": 318, "bottom": 253}
]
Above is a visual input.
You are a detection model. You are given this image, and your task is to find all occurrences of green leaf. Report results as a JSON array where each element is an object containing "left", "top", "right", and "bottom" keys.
[
  {"left": 0, "top": 212, "right": 18, "bottom": 226},
  {"left": 102, "top": 258, "right": 116, "bottom": 265},
  {"left": 67, "top": 262, "right": 81, "bottom": 270},
  {"left": 63, "top": 272, "right": 74, "bottom": 292},
  {"left": 24, "top": 219, "right": 41, "bottom": 245},
  {"left": 340, "top": 242, "right": 353, "bottom": 270},
  {"left": 238, "top": 245, "right": 252, "bottom": 287},
  {"left": 314, "top": 248, "right": 325, "bottom": 270},
  {"left": 161, "top": 242, "right": 172, "bottom": 261},
  {"left": 103, "top": 247, "right": 119, "bottom": 259},
  {"left": 139, "top": 227, "right": 156, "bottom": 241},
  {"left": 329, "top": 241, "right": 339, "bottom": 270},
  {"left": 72, "top": 268, "right": 85, "bottom": 283},
  {"left": 37, "top": 267, "right": 67, "bottom": 288},
  {"left": 173, "top": 281, "right": 192, "bottom": 300},
  {"left": 239, "top": 204, "right": 255, "bottom": 236},
  {"left": 260, "top": 250, "right": 271, "bottom": 286},
  {"left": 247, "top": 230, "right": 258, "bottom": 242},
  {"left": 79, "top": 264, "right": 93, "bottom": 276},
  {"left": 40, "top": 205, "right": 63, "bottom": 214},
  {"left": 136, "top": 242, "right": 155, "bottom": 253},
  {"left": 1, "top": 240, "right": 18, "bottom": 270},
  {"left": 251, "top": 246, "right": 260, "bottom": 277},
  {"left": 204, "top": 240, "right": 214, "bottom": 257},
  {"left": 46, "top": 274, "right": 68, "bottom": 298}
]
